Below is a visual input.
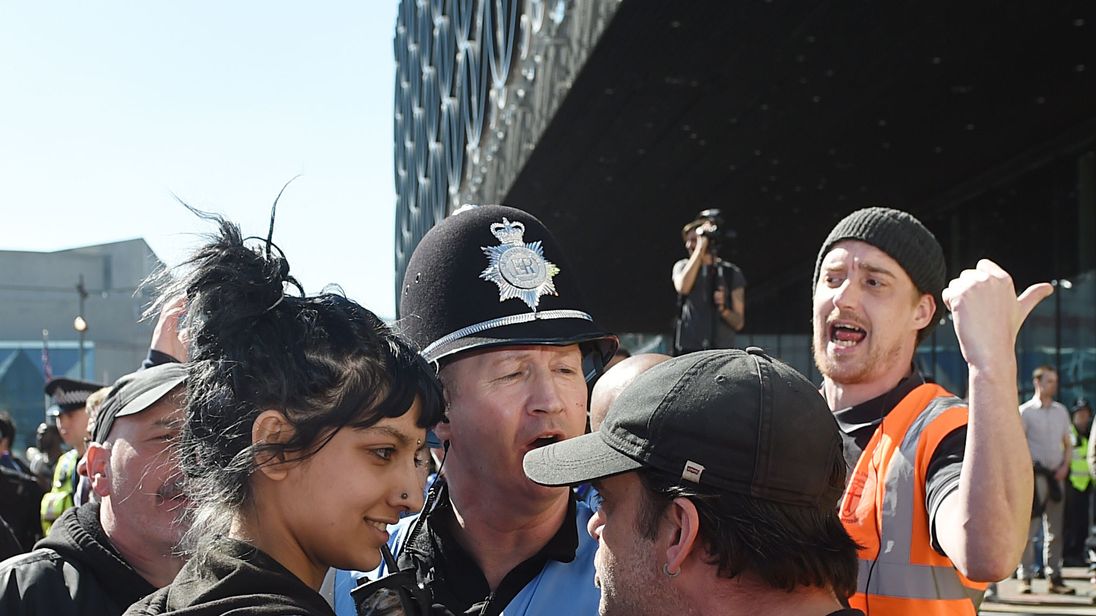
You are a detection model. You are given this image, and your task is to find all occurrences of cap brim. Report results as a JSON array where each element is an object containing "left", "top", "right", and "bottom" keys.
[
  {"left": 426, "top": 317, "right": 618, "bottom": 366},
  {"left": 115, "top": 375, "right": 186, "bottom": 420},
  {"left": 523, "top": 431, "right": 644, "bottom": 487},
  {"left": 93, "top": 364, "right": 188, "bottom": 443}
]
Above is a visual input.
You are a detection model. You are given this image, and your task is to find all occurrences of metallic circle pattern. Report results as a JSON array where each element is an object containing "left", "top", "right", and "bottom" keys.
[{"left": 394, "top": 0, "right": 525, "bottom": 306}]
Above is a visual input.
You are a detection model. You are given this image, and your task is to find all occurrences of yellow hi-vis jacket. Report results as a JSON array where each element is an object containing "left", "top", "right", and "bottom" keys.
[{"left": 1070, "top": 425, "right": 1090, "bottom": 492}]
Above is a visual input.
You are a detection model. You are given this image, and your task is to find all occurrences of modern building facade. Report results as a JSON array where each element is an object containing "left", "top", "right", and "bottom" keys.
[
  {"left": 0, "top": 239, "right": 162, "bottom": 450},
  {"left": 393, "top": 1, "right": 1096, "bottom": 400}
]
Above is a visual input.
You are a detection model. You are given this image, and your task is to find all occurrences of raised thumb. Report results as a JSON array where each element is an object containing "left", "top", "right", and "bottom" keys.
[{"left": 1017, "top": 283, "right": 1054, "bottom": 321}]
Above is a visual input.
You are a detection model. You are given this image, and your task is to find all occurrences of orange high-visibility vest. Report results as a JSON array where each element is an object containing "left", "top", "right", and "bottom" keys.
[{"left": 839, "top": 383, "right": 988, "bottom": 615}]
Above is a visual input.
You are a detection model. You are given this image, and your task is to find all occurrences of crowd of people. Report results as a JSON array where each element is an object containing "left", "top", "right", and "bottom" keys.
[{"left": 0, "top": 202, "right": 1078, "bottom": 616}]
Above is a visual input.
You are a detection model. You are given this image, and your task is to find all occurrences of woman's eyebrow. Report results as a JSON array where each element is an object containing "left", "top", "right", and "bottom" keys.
[{"left": 358, "top": 425, "right": 412, "bottom": 447}]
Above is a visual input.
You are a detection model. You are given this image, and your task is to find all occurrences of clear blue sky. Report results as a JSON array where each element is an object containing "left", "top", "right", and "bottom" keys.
[{"left": 0, "top": 2, "right": 401, "bottom": 317}]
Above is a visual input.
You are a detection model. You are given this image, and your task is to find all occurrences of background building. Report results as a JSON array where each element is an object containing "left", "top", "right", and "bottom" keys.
[
  {"left": 0, "top": 239, "right": 161, "bottom": 450},
  {"left": 393, "top": 1, "right": 1096, "bottom": 401}
]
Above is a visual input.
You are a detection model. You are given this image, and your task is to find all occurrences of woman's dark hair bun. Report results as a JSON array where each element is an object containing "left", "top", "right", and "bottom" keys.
[{"left": 162, "top": 200, "right": 444, "bottom": 560}]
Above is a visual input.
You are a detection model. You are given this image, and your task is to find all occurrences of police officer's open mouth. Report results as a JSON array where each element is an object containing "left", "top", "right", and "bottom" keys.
[
  {"left": 829, "top": 322, "right": 867, "bottom": 347},
  {"left": 529, "top": 435, "right": 561, "bottom": 449}
]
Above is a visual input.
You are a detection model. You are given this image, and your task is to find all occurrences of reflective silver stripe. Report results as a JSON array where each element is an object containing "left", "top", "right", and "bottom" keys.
[
  {"left": 866, "top": 391, "right": 984, "bottom": 605},
  {"left": 856, "top": 559, "right": 971, "bottom": 600},
  {"left": 966, "top": 584, "right": 985, "bottom": 610},
  {"left": 878, "top": 394, "right": 964, "bottom": 563},
  {"left": 420, "top": 309, "right": 593, "bottom": 358}
]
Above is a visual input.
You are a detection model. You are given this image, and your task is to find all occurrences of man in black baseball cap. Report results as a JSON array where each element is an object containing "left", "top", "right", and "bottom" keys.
[
  {"left": 524, "top": 348, "right": 861, "bottom": 616},
  {"left": 0, "top": 363, "right": 188, "bottom": 616},
  {"left": 336, "top": 204, "right": 617, "bottom": 616}
]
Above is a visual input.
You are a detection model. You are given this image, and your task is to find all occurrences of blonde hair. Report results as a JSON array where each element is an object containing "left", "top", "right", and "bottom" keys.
[{"left": 84, "top": 386, "right": 112, "bottom": 442}]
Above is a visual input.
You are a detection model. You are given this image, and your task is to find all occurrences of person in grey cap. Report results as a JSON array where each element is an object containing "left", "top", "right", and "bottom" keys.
[
  {"left": 812, "top": 206, "right": 1053, "bottom": 614},
  {"left": 335, "top": 204, "right": 618, "bottom": 616},
  {"left": 524, "top": 348, "right": 862, "bottom": 616},
  {"left": 0, "top": 363, "right": 188, "bottom": 616}
]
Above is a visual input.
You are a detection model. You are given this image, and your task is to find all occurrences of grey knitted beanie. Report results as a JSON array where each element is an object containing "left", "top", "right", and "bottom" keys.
[{"left": 813, "top": 207, "right": 947, "bottom": 333}]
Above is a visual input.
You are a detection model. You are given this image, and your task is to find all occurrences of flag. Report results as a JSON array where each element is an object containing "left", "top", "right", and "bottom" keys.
[{"left": 41, "top": 329, "right": 53, "bottom": 382}]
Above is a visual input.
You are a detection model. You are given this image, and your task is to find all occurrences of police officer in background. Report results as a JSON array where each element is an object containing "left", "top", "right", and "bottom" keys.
[
  {"left": 1064, "top": 399, "right": 1092, "bottom": 566},
  {"left": 40, "top": 377, "right": 103, "bottom": 534},
  {"left": 672, "top": 209, "right": 746, "bottom": 355},
  {"left": 334, "top": 204, "right": 617, "bottom": 616}
]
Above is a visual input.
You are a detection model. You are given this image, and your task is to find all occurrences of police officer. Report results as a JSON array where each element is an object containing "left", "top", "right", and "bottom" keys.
[
  {"left": 1065, "top": 399, "right": 1092, "bottom": 566},
  {"left": 40, "top": 377, "right": 103, "bottom": 534},
  {"left": 334, "top": 205, "right": 617, "bottom": 616}
]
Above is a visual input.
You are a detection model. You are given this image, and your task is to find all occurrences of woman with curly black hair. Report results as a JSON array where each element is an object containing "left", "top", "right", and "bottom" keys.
[{"left": 126, "top": 211, "right": 443, "bottom": 616}]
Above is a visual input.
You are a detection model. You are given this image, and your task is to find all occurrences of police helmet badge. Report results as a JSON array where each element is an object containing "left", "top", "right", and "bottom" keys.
[{"left": 480, "top": 217, "right": 560, "bottom": 310}]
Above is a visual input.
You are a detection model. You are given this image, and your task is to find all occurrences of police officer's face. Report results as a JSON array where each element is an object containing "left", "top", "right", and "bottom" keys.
[
  {"left": 56, "top": 407, "right": 89, "bottom": 449},
  {"left": 1074, "top": 408, "right": 1092, "bottom": 433},
  {"left": 813, "top": 241, "right": 934, "bottom": 386},
  {"left": 437, "top": 344, "right": 588, "bottom": 503}
]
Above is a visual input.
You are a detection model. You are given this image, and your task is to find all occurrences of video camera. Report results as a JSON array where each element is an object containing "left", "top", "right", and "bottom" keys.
[{"left": 689, "top": 208, "right": 736, "bottom": 253}]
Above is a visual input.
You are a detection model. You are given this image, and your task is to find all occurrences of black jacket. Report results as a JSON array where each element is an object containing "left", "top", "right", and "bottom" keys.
[
  {"left": 125, "top": 537, "right": 334, "bottom": 616},
  {"left": 0, "top": 503, "right": 156, "bottom": 616},
  {"left": 0, "top": 463, "right": 44, "bottom": 555}
]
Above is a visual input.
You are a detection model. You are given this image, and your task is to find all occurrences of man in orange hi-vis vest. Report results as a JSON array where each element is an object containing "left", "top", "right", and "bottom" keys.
[{"left": 812, "top": 207, "right": 1052, "bottom": 615}]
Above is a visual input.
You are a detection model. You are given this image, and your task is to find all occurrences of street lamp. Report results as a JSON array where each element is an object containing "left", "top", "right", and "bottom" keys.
[
  {"left": 74, "top": 275, "right": 88, "bottom": 379},
  {"left": 1052, "top": 278, "right": 1072, "bottom": 379}
]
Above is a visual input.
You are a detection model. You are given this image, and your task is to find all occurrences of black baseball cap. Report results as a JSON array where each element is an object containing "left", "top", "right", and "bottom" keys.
[
  {"left": 398, "top": 204, "right": 617, "bottom": 366},
  {"left": 523, "top": 348, "right": 845, "bottom": 509},
  {"left": 93, "top": 363, "right": 187, "bottom": 443}
]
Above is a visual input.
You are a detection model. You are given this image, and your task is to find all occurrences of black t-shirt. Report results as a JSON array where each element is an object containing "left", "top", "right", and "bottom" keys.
[
  {"left": 398, "top": 482, "right": 580, "bottom": 616},
  {"left": 674, "top": 258, "right": 746, "bottom": 351},
  {"left": 832, "top": 371, "right": 965, "bottom": 554}
]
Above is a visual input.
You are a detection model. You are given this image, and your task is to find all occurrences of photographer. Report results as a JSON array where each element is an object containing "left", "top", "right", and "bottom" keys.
[{"left": 672, "top": 210, "right": 746, "bottom": 354}]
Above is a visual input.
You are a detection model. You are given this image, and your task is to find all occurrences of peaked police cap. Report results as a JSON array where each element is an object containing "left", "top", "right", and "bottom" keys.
[
  {"left": 398, "top": 204, "right": 618, "bottom": 365},
  {"left": 44, "top": 377, "right": 104, "bottom": 413}
]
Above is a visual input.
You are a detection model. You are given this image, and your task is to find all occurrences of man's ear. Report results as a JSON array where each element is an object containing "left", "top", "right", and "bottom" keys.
[
  {"left": 433, "top": 369, "right": 453, "bottom": 442},
  {"left": 85, "top": 443, "right": 112, "bottom": 498},
  {"left": 664, "top": 496, "right": 701, "bottom": 574},
  {"left": 912, "top": 293, "right": 935, "bottom": 331},
  {"left": 433, "top": 416, "right": 452, "bottom": 442},
  {"left": 252, "top": 410, "right": 295, "bottom": 481}
]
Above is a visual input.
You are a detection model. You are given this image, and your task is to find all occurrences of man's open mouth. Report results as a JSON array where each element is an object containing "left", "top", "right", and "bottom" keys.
[
  {"left": 829, "top": 322, "right": 867, "bottom": 347},
  {"left": 528, "top": 434, "right": 562, "bottom": 450}
]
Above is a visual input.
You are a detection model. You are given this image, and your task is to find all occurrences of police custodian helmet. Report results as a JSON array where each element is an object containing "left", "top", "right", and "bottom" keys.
[{"left": 398, "top": 204, "right": 618, "bottom": 369}]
